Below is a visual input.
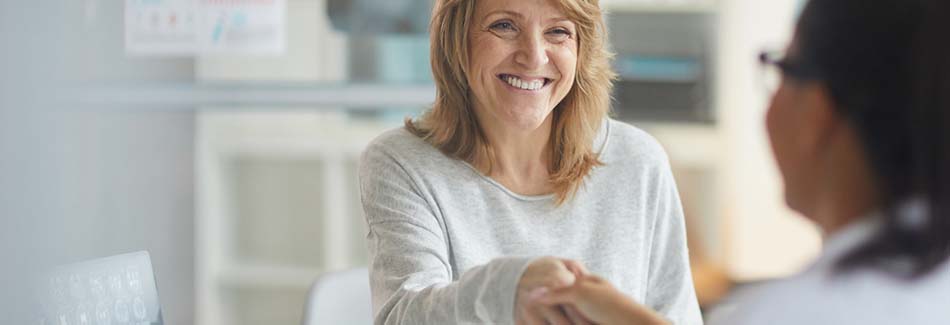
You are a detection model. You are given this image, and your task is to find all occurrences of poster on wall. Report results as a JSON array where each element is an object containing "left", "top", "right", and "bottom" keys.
[
  {"left": 195, "top": 0, "right": 286, "bottom": 55},
  {"left": 125, "top": 0, "right": 286, "bottom": 56},
  {"left": 124, "top": 0, "right": 197, "bottom": 55}
]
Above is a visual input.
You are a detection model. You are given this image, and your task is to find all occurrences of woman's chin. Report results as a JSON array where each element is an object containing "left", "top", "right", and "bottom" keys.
[{"left": 502, "top": 109, "right": 553, "bottom": 132}]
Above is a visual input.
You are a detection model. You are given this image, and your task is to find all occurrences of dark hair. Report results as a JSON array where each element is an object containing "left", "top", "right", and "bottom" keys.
[{"left": 793, "top": 0, "right": 950, "bottom": 279}]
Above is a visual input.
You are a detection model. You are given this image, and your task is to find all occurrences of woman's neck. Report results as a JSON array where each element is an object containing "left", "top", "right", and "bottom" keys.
[
  {"left": 814, "top": 197, "right": 876, "bottom": 238},
  {"left": 811, "top": 131, "right": 880, "bottom": 238},
  {"left": 475, "top": 113, "right": 555, "bottom": 195}
]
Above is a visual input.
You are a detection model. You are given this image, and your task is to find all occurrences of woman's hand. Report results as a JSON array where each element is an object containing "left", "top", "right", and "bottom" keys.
[
  {"left": 515, "top": 257, "right": 593, "bottom": 325},
  {"left": 536, "top": 274, "right": 670, "bottom": 325}
]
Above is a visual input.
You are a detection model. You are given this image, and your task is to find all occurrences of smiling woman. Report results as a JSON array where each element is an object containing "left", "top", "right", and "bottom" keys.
[
  {"left": 359, "top": 0, "right": 702, "bottom": 324},
  {"left": 408, "top": 0, "right": 616, "bottom": 203}
]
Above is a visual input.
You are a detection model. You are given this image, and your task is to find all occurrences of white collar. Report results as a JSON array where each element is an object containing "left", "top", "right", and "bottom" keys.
[
  {"left": 809, "top": 216, "right": 881, "bottom": 272},
  {"left": 808, "top": 198, "right": 928, "bottom": 273}
]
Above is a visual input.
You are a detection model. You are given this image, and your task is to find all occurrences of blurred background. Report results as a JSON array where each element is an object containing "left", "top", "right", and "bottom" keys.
[{"left": 0, "top": 0, "right": 820, "bottom": 324}]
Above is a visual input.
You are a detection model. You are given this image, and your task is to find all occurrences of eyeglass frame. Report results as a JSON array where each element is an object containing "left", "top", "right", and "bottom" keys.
[{"left": 758, "top": 50, "right": 822, "bottom": 82}]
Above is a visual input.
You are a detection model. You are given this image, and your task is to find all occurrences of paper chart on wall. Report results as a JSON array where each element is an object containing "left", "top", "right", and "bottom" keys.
[{"left": 125, "top": 0, "right": 285, "bottom": 56}]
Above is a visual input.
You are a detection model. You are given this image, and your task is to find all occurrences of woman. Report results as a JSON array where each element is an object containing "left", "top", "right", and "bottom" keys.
[
  {"left": 534, "top": 0, "right": 950, "bottom": 323},
  {"left": 359, "top": 0, "right": 702, "bottom": 324}
]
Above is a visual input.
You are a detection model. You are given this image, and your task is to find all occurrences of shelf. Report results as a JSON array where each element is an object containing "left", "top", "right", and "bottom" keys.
[
  {"left": 217, "top": 138, "right": 369, "bottom": 158},
  {"left": 61, "top": 82, "right": 436, "bottom": 109},
  {"left": 620, "top": 76, "right": 700, "bottom": 84},
  {"left": 218, "top": 264, "right": 326, "bottom": 289},
  {"left": 615, "top": 54, "right": 704, "bottom": 83},
  {"left": 632, "top": 121, "right": 720, "bottom": 169},
  {"left": 200, "top": 112, "right": 398, "bottom": 157},
  {"left": 603, "top": 2, "right": 717, "bottom": 14}
]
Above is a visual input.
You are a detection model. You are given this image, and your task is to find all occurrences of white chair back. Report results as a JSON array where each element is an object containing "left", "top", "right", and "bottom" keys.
[{"left": 302, "top": 267, "right": 373, "bottom": 325}]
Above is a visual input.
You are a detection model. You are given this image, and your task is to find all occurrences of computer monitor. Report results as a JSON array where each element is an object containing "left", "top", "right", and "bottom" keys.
[{"left": 34, "top": 251, "right": 164, "bottom": 325}]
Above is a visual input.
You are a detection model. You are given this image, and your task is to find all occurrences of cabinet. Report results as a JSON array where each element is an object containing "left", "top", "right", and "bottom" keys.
[
  {"left": 196, "top": 111, "right": 399, "bottom": 325},
  {"left": 193, "top": 1, "right": 421, "bottom": 324}
]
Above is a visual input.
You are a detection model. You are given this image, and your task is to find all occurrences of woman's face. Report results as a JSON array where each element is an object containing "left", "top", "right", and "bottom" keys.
[
  {"left": 467, "top": 0, "right": 578, "bottom": 133},
  {"left": 766, "top": 67, "right": 809, "bottom": 213},
  {"left": 765, "top": 40, "right": 825, "bottom": 216}
]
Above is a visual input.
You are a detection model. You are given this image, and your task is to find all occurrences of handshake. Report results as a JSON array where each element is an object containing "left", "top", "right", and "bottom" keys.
[{"left": 515, "top": 257, "right": 669, "bottom": 325}]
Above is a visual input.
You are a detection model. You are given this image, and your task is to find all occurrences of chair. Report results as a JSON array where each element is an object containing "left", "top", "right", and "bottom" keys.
[{"left": 302, "top": 267, "right": 374, "bottom": 325}]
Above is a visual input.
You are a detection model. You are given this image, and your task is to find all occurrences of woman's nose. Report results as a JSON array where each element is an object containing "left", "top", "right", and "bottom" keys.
[{"left": 514, "top": 33, "right": 550, "bottom": 70}]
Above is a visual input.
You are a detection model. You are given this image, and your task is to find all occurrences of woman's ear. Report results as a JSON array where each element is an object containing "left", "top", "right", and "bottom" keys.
[{"left": 799, "top": 83, "right": 841, "bottom": 157}]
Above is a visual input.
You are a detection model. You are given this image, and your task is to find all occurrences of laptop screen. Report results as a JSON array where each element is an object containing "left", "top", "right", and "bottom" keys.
[{"left": 35, "top": 251, "right": 164, "bottom": 325}]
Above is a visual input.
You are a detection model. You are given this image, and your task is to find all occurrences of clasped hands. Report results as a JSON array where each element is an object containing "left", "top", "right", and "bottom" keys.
[{"left": 515, "top": 257, "right": 669, "bottom": 325}]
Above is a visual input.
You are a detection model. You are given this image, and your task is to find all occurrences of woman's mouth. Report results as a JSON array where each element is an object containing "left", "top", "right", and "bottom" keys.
[{"left": 498, "top": 74, "right": 553, "bottom": 91}]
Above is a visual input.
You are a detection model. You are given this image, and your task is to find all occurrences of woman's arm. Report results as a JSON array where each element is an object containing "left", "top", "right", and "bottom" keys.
[
  {"left": 643, "top": 153, "right": 704, "bottom": 324},
  {"left": 361, "top": 144, "right": 534, "bottom": 324},
  {"left": 360, "top": 142, "right": 582, "bottom": 324}
]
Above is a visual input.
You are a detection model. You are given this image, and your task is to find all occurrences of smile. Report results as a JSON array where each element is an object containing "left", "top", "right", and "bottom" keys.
[{"left": 498, "top": 74, "right": 553, "bottom": 91}]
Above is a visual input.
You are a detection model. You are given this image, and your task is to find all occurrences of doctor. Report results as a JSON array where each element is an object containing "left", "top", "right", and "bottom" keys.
[{"left": 533, "top": 0, "right": 950, "bottom": 323}]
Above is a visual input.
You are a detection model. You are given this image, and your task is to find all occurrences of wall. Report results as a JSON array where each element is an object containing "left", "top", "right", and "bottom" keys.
[
  {"left": 715, "top": 0, "right": 822, "bottom": 280},
  {"left": 0, "top": 1, "right": 197, "bottom": 324}
]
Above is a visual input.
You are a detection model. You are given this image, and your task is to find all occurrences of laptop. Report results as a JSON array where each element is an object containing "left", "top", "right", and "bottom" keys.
[{"left": 35, "top": 251, "right": 164, "bottom": 325}]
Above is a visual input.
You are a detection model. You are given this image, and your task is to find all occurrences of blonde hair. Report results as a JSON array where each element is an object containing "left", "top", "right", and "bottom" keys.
[{"left": 406, "top": 0, "right": 617, "bottom": 205}]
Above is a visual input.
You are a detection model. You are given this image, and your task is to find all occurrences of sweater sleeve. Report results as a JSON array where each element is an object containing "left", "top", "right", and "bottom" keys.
[
  {"left": 644, "top": 154, "right": 704, "bottom": 324},
  {"left": 359, "top": 141, "right": 535, "bottom": 325}
]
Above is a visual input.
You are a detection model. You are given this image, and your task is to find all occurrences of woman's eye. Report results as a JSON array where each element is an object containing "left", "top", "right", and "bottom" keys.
[
  {"left": 490, "top": 21, "right": 516, "bottom": 31},
  {"left": 547, "top": 28, "right": 573, "bottom": 41}
]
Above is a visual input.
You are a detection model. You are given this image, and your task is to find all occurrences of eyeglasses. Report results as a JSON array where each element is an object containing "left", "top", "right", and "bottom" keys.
[{"left": 758, "top": 50, "right": 819, "bottom": 94}]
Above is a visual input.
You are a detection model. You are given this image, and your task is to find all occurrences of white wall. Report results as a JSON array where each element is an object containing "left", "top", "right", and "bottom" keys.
[
  {"left": 58, "top": 111, "right": 196, "bottom": 325},
  {"left": 715, "top": 0, "right": 822, "bottom": 280},
  {"left": 0, "top": 1, "right": 198, "bottom": 324},
  {"left": 0, "top": 110, "right": 196, "bottom": 325}
]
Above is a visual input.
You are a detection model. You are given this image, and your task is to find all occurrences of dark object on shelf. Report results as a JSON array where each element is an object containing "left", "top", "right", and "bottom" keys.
[
  {"left": 608, "top": 11, "right": 717, "bottom": 123},
  {"left": 327, "top": 0, "right": 434, "bottom": 83},
  {"left": 327, "top": 0, "right": 433, "bottom": 34}
]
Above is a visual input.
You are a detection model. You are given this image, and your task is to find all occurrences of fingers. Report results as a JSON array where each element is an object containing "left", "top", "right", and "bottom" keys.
[
  {"left": 523, "top": 257, "right": 591, "bottom": 290},
  {"left": 585, "top": 274, "right": 606, "bottom": 283},
  {"left": 517, "top": 257, "right": 597, "bottom": 325},
  {"left": 563, "top": 305, "right": 594, "bottom": 325},
  {"left": 548, "top": 267, "right": 577, "bottom": 289},
  {"left": 538, "top": 305, "right": 572, "bottom": 325},
  {"left": 530, "top": 287, "right": 593, "bottom": 325},
  {"left": 521, "top": 257, "right": 571, "bottom": 289},
  {"left": 561, "top": 259, "right": 590, "bottom": 278},
  {"left": 518, "top": 303, "right": 546, "bottom": 325},
  {"left": 521, "top": 287, "right": 572, "bottom": 325},
  {"left": 536, "top": 286, "right": 578, "bottom": 306},
  {"left": 550, "top": 258, "right": 583, "bottom": 288}
]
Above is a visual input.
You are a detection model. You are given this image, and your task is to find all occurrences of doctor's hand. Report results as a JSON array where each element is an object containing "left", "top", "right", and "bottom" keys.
[
  {"left": 515, "top": 257, "right": 593, "bottom": 325},
  {"left": 536, "top": 274, "right": 670, "bottom": 325}
]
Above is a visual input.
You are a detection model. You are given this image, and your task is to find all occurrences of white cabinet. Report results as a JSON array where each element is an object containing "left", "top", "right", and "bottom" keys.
[
  {"left": 196, "top": 111, "right": 400, "bottom": 325},
  {"left": 194, "top": 1, "right": 379, "bottom": 324}
]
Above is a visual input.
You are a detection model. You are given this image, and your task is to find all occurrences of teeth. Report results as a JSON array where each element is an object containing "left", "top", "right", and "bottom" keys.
[{"left": 504, "top": 75, "right": 544, "bottom": 91}]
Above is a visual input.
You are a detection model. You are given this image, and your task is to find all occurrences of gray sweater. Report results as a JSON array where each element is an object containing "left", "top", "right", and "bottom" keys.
[{"left": 359, "top": 119, "right": 703, "bottom": 324}]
